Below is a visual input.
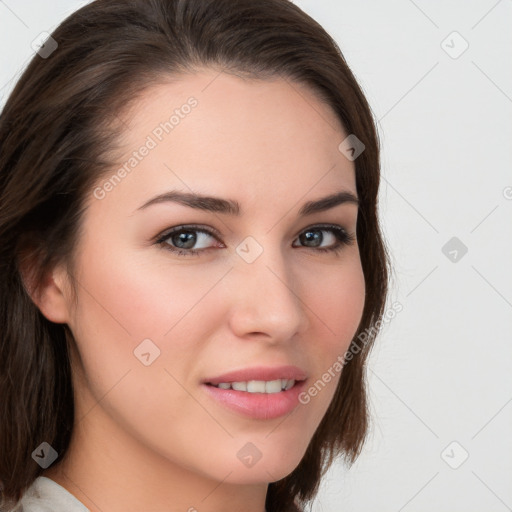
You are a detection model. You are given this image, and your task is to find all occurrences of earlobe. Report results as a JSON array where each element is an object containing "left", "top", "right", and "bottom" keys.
[{"left": 18, "top": 254, "right": 71, "bottom": 324}]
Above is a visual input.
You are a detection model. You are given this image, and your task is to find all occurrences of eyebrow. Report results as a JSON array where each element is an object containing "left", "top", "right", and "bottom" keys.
[{"left": 135, "top": 189, "right": 359, "bottom": 216}]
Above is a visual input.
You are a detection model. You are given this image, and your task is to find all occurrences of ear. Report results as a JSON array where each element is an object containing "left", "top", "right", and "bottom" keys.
[{"left": 18, "top": 251, "right": 72, "bottom": 324}]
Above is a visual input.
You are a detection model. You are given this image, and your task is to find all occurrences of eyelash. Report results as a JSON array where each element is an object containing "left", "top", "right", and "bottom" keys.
[{"left": 154, "top": 223, "right": 356, "bottom": 257}]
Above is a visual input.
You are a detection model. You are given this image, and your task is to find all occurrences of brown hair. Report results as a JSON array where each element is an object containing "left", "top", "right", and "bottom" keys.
[{"left": 0, "top": 1, "right": 391, "bottom": 510}]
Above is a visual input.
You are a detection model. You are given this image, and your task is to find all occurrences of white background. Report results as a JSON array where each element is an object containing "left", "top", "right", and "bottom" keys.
[{"left": 1, "top": 1, "right": 511, "bottom": 511}]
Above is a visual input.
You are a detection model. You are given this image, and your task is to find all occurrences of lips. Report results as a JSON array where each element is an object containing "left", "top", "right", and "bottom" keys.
[
  {"left": 202, "top": 377, "right": 308, "bottom": 419},
  {"left": 202, "top": 365, "right": 308, "bottom": 386}
]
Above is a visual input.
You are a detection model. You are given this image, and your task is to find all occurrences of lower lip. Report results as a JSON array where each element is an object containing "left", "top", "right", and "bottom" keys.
[{"left": 202, "top": 380, "right": 307, "bottom": 420}]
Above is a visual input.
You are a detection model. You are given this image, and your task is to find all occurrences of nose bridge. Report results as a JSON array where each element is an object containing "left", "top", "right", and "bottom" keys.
[{"left": 228, "top": 235, "right": 306, "bottom": 339}]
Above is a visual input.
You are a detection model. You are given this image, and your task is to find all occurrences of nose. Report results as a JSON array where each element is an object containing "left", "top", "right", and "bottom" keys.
[{"left": 226, "top": 243, "right": 308, "bottom": 342}]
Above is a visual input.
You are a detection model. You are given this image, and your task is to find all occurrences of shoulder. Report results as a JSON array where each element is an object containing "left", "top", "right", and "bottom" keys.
[{"left": 15, "top": 477, "right": 90, "bottom": 512}]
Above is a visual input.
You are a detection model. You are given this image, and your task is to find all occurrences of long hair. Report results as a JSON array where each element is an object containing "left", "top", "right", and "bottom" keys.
[{"left": 0, "top": 1, "right": 391, "bottom": 510}]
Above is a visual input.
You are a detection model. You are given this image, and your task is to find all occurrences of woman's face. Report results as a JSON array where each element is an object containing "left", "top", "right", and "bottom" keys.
[{"left": 50, "top": 70, "right": 365, "bottom": 488}]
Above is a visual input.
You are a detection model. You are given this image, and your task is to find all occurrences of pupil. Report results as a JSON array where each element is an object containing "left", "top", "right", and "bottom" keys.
[
  {"left": 173, "top": 231, "right": 196, "bottom": 249},
  {"left": 301, "top": 230, "right": 322, "bottom": 247}
]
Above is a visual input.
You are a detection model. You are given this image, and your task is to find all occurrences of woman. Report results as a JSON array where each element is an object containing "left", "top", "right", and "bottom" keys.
[{"left": 0, "top": 0, "right": 391, "bottom": 511}]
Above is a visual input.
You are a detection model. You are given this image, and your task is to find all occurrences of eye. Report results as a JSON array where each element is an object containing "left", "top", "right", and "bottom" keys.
[
  {"left": 155, "top": 223, "right": 355, "bottom": 257},
  {"left": 156, "top": 225, "right": 222, "bottom": 256},
  {"left": 292, "top": 224, "right": 356, "bottom": 254}
]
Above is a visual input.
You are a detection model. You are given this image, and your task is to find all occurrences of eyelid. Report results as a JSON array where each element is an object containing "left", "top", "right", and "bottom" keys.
[
  {"left": 154, "top": 222, "right": 352, "bottom": 243},
  {"left": 154, "top": 223, "right": 224, "bottom": 244},
  {"left": 294, "top": 222, "right": 351, "bottom": 237}
]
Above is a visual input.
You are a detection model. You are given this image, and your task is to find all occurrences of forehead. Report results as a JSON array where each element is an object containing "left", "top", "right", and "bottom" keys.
[{"left": 95, "top": 70, "right": 356, "bottom": 213}]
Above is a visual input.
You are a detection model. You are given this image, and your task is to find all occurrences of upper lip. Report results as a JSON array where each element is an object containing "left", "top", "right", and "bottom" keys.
[{"left": 203, "top": 365, "right": 308, "bottom": 385}]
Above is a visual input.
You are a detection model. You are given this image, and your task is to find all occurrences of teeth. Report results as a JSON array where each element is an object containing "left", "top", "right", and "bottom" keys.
[
  {"left": 284, "top": 379, "right": 295, "bottom": 391},
  {"left": 212, "top": 379, "right": 296, "bottom": 393},
  {"left": 232, "top": 381, "right": 247, "bottom": 391},
  {"left": 263, "top": 380, "right": 281, "bottom": 393}
]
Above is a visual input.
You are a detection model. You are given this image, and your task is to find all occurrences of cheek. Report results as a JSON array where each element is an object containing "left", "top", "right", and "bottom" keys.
[
  {"left": 303, "top": 253, "right": 366, "bottom": 350},
  {"left": 69, "top": 247, "right": 232, "bottom": 381},
  {"left": 295, "top": 254, "right": 365, "bottom": 404},
  {"left": 67, "top": 250, "right": 235, "bottom": 447},
  {"left": 75, "top": 245, "right": 227, "bottom": 334}
]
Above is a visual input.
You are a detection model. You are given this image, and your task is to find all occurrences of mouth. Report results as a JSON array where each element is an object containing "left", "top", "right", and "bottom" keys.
[
  {"left": 204, "top": 378, "right": 305, "bottom": 394},
  {"left": 202, "top": 378, "right": 308, "bottom": 419}
]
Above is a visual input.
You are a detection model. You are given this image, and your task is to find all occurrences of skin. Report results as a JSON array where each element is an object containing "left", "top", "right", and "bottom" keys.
[{"left": 33, "top": 69, "right": 366, "bottom": 512}]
